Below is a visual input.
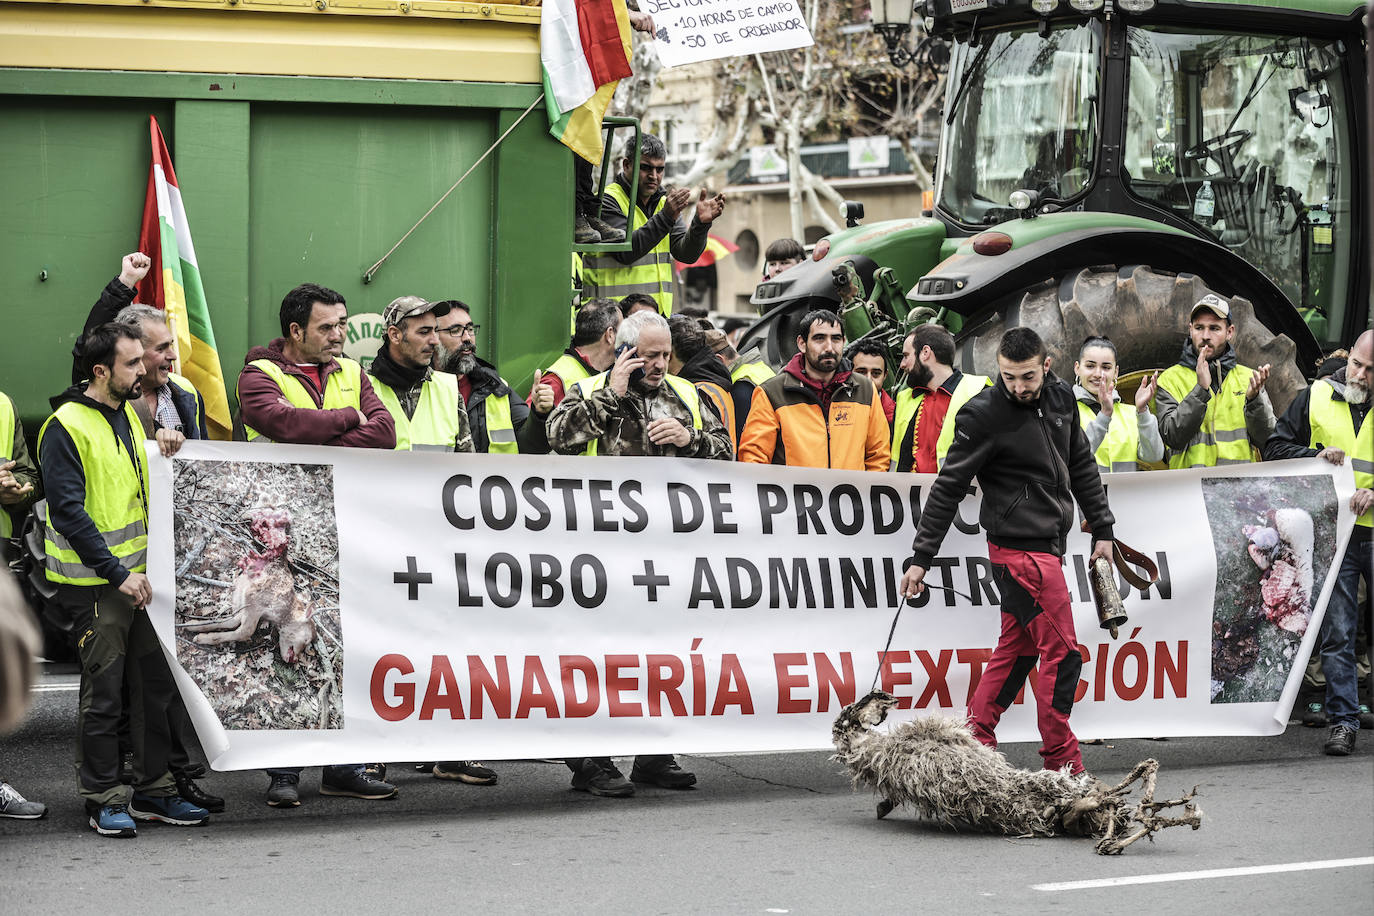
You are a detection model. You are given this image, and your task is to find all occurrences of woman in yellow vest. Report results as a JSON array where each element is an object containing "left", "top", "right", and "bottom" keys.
[{"left": 1072, "top": 336, "right": 1164, "bottom": 473}]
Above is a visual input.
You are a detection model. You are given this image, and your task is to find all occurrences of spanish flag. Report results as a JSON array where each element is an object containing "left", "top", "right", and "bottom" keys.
[
  {"left": 135, "top": 117, "right": 232, "bottom": 440},
  {"left": 541, "top": 0, "right": 633, "bottom": 164}
]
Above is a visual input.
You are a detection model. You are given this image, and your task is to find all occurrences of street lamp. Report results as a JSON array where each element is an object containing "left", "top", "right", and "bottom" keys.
[
  {"left": 870, "top": 0, "right": 919, "bottom": 67},
  {"left": 870, "top": 0, "right": 948, "bottom": 69}
]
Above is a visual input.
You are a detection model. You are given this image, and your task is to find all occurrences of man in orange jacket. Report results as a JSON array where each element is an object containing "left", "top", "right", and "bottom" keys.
[{"left": 737, "top": 309, "right": 890, "bottom": 470}]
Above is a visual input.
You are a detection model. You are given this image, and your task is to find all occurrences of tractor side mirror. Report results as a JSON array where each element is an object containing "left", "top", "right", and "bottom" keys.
[{"left": 1288, "top": 87, "right": 1331, "bottom": 128}]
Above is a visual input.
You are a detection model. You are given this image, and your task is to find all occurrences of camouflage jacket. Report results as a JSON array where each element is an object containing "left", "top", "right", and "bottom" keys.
[{"left": 546, "top": 374, "right": 733, "bottom": 459}]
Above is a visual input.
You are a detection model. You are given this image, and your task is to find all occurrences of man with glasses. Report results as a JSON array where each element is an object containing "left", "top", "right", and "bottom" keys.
[
  {"left": 580, "top": 133, "right": 726, "bottom": 317},
  {"left": 431, "top": 301, "right": 539, "bottom": 456}
]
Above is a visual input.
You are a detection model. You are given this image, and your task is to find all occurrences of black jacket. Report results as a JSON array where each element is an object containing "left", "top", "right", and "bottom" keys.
[
  {"left": 675, "top": 347, "right": 751, "bottom": 441},
  {"left": 910, "top": 371, "right": 1115, "bottom": 567},
  {"left": 460, "top": 357, "right": 539, "bottom": 454}
]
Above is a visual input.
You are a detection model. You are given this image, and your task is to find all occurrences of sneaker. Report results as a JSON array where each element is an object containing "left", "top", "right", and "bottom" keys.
[
  {"left": 630, "top": 756, "right": 697, "bottom": 789},
  {"left": 433, "top": 761, "right": 498, "bottom": 785},
  {"left": 175, "top": 771, "right": 225, "bottom": 814},
  {"left": 1324, "top": 724, "right": 1357, "bottom": 756},
  {"left": 574, "top": 213, "right": 601, "bottom": 244},
  {"left": 0, "top": 782, "right": 47, "bottom": 819},
  {"left": 88, "top": 803, "right": 137, "bottom": 838},
  {"left": 1302, "top": 701, "right": 1328, "bottom": 727},
  {"left": 1359, "top": 704, "right": 1374, "bottom": 730},
  {"left": 129, "top": 792, "right": 209, "bottom": 826},
  {"left": 570, "top": 759, "right": 634, "bottom": 798},
  {"left": 265, "top": 772, "right": 301, "bottom": 808},
  {"left": 586, "top": 215, "right": 626, "bottom": 243},
  {"left": 320, "top": 769, "right": 398, "bottom": 800}
]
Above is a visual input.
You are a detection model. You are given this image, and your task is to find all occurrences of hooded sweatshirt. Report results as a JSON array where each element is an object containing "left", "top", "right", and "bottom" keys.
[{"left": 237, "top": 338, "right": 395, "bottom": 447}]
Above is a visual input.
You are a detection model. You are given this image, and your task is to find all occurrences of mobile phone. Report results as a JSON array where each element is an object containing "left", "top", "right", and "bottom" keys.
[{"left": 615, "top": 343, "right": 646, "bottom": 385}]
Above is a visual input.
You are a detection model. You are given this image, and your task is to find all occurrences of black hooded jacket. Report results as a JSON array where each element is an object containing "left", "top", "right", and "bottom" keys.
[{"left": 910, "top": 371, "right": 1115, "bottom": 567}]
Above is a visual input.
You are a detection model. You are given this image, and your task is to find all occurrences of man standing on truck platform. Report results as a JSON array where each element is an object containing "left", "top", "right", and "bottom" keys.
[
  {"left": 1153, "top": 294, "right": 1275, "bottom": 467},
  {"left": 580, "top": 133, "right": 725, "bottom": 317},
  {"left": 899, "top": 327, "right": 1115, "bottom": 777},
  {"left": 237, "top": 283, "right": 397, "bottom": 807}
]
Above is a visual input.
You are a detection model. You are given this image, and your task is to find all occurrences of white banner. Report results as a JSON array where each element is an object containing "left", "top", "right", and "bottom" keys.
[
  {"left": 648, "top": 0, "right": 815, "bottom": 69},
  {"left": 145, "top": 444, "right": 1356, "bottom": 770}
]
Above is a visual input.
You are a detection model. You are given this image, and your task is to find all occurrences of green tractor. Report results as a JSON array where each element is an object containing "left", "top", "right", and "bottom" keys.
[{"left": 744, "top": 0, "right": 1369, "bottom": 412}]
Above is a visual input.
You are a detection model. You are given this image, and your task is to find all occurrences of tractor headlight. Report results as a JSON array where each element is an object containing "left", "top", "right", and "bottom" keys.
[
  {"left": 1068, "top": 0, "right": 1105, "bottom": 11},
  {"left": 1030, "top": 0, "right": 1060, "bottom": 13},
  {"left": 1117, "top": 0, "right": 1156, "bottom": 11}
]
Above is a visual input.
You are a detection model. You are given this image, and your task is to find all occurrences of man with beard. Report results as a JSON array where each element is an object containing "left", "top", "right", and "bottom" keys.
[
  {"left": 848, "top": 338, "right": 896, "bottom": 425},
  {"left": 366, "top": 296, "right": 473, "bottom": 453},
  {"left": 38, "top": 324, "right": 206, "bottom": 836},
  {"left": 1263, "top": 330, "right": 1373, "bottom": 757},
  {"left": 891, "top": 325, "right": 990, "bottom": 473},
  {"left": 525, "top": 298, "right": 624, "bottom": 447},
  {"left": 580, "top": 133, "right": 724, "bottom": 317},
  {"left": 899, "top": 327, "right": 1115, "bottom": 776},
  {"left": 737, "top": 310, "right": 890, "bottom": 471},
  {"left": 1154, "top": 294, "right": 1275, "bottom": 467},
  {"left": 547, "top": 310, "right": 731, "bottom": 796},
  {"left": 432, "top": 300, "right": 539, "bottom": 455}
]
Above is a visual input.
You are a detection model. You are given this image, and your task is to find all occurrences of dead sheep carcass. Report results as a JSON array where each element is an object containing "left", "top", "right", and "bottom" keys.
[{"left": 832, "top": 690, "right": 1203, "bottom": 855}]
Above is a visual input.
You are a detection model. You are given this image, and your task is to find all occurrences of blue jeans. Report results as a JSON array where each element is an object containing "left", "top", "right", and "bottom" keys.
[{"left": 1321, "top": 532, "right": 1373, "bottom": 729}]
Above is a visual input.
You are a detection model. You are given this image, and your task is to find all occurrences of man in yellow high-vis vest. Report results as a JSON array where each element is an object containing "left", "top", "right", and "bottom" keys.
[
  {"left": 237, "top": 283, "right": 396, "bottom": 807},
  {"left": 38, "top": 323, "right": 205, "bottom": 837},
  {"left": 891, "top": 324, "right": 990, "bottom": 473},
  {"left": 367, "top": 297, "right": 472, "bottom": 453},
  {"left": 525, "top": 298, "right": 625, "bottom": 455},
  {"left": 433, "top": 300, "right": 539, "bottom": 456},
  {"left": 1154, "top": 294, "right": 1275, "bottom": 467},
  {"left": 0, "top": 390, "right": 38, "bottom": 563},
  {"left": 580, "top": 134, "right": 725, "bottom": 317},
  {"left": 1263, "top": 330, "right": 1373, "bottom": 757},
  {"left": 547, "top": 311, "right": 731, "bottom": 797}
]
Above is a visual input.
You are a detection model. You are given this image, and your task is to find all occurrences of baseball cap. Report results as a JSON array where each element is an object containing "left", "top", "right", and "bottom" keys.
[
  {"left": 704, "top": 329, "right": 731, "bottom": 354},
  {"left": 1189, "top": 293, "right": 1232, "bottom": 324},
  {"left": 382, "top": 296, "right": 450, "bottom": 328}
]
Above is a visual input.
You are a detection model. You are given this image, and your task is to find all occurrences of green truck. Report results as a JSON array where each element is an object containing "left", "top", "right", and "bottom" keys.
[
  {"left": 1, "top": 0, "right": 575, "bottom": 429},
  {"left": 747, "top": 0, "right": 1370, "bottom": 412}
]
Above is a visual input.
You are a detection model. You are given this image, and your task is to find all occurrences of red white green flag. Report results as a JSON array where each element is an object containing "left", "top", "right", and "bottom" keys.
[
  {"left": 541, "top": 0, "right": 633, "bottom": 164},
  {"left": 136, "top": 116, "right": 231, "bottom": 440}
]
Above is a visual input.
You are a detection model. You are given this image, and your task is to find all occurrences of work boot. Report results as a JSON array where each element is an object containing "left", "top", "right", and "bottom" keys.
[
  {"left": 629, "top": 755, "right": 697, "bottom": 789},
  {"left": 1323, "top": 724, "right": 1357, "bottom": 756},
  {"left": 320, "top": 768, "right": 398, "bottom": 800},
  {"left": 586, "top": 215, "right": 625, "bottom": 243},
  {"left": 175, "top": 771, "right": 225, "bottom": 814},
  {"left": 574, "top": 214, "right": 601, "bottom": 244},
  {"left": 569, "top": 758, "right": 633, "bottom": 798},
  {"left": 432, "top": 761, "right": 498, "bottom": 785},
  {"left": 265, "top": 772, "right": 301, "bottom": 808},
  {"left": 88, "top": 803, "right": 137, "bottom": 838},
  {"left": 129, "top": 792, "right": 210, "bottom": 826},
  {"left": 0, "top": 782, "right": 47, "bottom": 819}
]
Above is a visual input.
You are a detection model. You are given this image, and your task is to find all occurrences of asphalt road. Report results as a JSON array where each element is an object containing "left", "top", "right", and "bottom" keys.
[{"left": 2, "top": 670, "right": 1371, "bottom": 914}]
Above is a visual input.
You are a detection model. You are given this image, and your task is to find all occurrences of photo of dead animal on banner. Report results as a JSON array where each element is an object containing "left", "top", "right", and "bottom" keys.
[
  {"left": 170, "top": 459, "right": 343, "bottom": 730},
  {"left": 1203, "top": 474, "right": 1339, "bottom": 704}
]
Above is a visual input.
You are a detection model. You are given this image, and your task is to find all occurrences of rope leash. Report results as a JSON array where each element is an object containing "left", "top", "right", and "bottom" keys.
[{"left": 869, "top": 582, "right": 975, "bottom": 692}]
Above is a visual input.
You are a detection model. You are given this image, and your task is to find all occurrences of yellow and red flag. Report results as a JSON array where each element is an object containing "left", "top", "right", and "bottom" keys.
[
  {"left": 674, "top": 233, "right": 740, "bottom": 272},
  {"left": 135, "top": 116, "right": 231, "bottom": 440}
]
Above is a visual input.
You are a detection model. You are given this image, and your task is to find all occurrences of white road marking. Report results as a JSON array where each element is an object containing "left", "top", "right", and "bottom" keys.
[
  {"left": 31, "top": 683, "right": 80, "bottom": 692},
  {"left": 1033, "top": 857, "right": 1374, "bottom": 891}
]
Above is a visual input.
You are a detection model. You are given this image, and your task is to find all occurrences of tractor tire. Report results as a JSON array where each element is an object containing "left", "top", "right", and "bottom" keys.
[{"left": 955, "top": 265, "right": 1307, "bottom": 415}]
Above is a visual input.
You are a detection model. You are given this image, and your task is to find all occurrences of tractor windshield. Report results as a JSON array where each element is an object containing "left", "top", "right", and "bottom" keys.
[
  {"left": 938, "top": 23, "right": 1099, "bottom": 226},
  {"left": 1125, "top": 28, "right": 1356, "bottom": 340}
]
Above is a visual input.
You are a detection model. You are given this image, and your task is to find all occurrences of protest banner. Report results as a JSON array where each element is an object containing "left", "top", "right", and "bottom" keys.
[
  {"left": 145, "top": 444, "right": 1356, "bottom": 770},
  {"left": 647, "top": 0, "right": 815, "bottom": 69}
]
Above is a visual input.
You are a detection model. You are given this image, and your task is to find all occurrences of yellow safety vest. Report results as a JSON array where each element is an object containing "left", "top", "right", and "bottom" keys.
[
  {"left": 1076, "top": 400, "right": 1141, "bottom": 473},
  {"left": 1156, "top": 363, "right": 1256, "bottom": 468},
  {"left": 370, "top": 370, "right": 463, "bottom": 452},
  {"left": 890, "top": 375, "right": 989, "bottom": 471},
  {"left": 731, "top": 361, "right": 775, "bottom": 387},
  {"left": 1309, "top": 379, "right": 1373, "bottom": 528},
  {"left": 0, "top": 392, "right": 16, "bottom": 539},
  {"left": 581, "top": 182, "right": 676, "bottom": 316},
  {"left": 481, "top": 393, "right": 519, "bottom": 455},
  {"left": 37, "top": 400, "right": 149, "bottom": 585},
  {"left": 240, "top": 358, "right": 364, "bottom": 442},
  {"left": 571, "top": 372, "right": 702, "bottom": 456},
  {"left": 547, "top": 353, "right": 594, "bottom": 394}
]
